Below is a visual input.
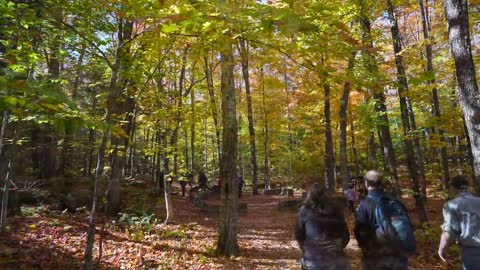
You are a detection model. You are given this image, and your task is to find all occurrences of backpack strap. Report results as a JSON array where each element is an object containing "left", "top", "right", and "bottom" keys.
[{"left": 367, "top": 193, "right": 383, "bottom": 204}]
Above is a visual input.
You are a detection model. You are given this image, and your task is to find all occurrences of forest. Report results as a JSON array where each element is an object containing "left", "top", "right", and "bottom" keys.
[{"left": 0, "top": 0, "right": 480, "bottom": 269}]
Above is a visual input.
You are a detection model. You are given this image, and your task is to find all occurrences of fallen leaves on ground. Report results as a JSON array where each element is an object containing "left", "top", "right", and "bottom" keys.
[{"left": 0, "top": 185, "right": 462, "bottom": 269}]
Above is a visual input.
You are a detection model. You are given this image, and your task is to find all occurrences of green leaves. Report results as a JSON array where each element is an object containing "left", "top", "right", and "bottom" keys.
[{"left": 161, "top": 24, "right": 180, "bottom": 34}]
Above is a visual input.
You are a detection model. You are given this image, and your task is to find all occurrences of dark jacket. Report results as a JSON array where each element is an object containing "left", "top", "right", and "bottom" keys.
[
  {"left": 198, "top": 173, "right": 208, "bottom": 188},
  {"left": 295, "top": 204, "right": 350, "bottom": 269},
  {"left": 354, "top": 189, "right": 404, "bottom": 256}
]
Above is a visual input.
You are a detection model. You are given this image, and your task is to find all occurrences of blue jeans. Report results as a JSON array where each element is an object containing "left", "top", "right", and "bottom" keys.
[{"left": 462, "top": 247, "right": 480, "bottom": 270}]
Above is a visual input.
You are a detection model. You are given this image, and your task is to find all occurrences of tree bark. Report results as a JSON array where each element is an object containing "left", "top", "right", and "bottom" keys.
[
  {"left": 184, "top": 127, "right": 189, "bottom": 170},
  {"left": 155, "top": 132, "right": 163, "bottom": 194},
  {"left": 127, "top": 107, "right": 138, "bottom": 176},
  {"left": 84, "top": 130, "right": 108, "bottom": 270},
  {"left": 162, "top": 129, "right": 174, "bottom": 224},
  {"left": 284, "top": 66, "right": 294, "bottom": 178},
  {"left": 444, "top": 0, "right": 480, "bottom": 192},
  {"left": 204, "top": 56, "right": 222, "bottom": 165},
  {"left": 349, "top": 105, "right": 359, "bottom": 175},
  {"left": 418, "top": 0, "right": 450, "bottom": 188},
  {"left": 340, "top": 52, "right": 357, "bottom": 190},
  {"left": 106, "top": 18, "right": 135, "bottom": 217},
  {"left": 0, "top": 112, "right": 9, "bottom": 232},
  {"left": 216, "top": 41, "right": 239, "bottom": 257},
  {"left": 324, "top": 82, "right": 336, "bottom": 191},
  {"left": 358, "top": 0, "right": 400, "bottom": 193},
  {"left": 191, "top": 87, "right": 196, "bottom": 172},
  {"left": 368, "top": 131, "right": 377, "bottom": 169},
  {"left": 239, "top": 39, "right": 259, "bottom": 195},
  {"left": 260, "top": 66, "right": 271, "bottom": 190},
  {"left": 386, "top": 0, "right": 427, "bottom": 221}
]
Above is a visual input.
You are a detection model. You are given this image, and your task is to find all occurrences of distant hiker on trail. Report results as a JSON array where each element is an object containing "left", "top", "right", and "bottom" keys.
[
  {"left": 179, "top": 174, "right": 189, "bottom": 197},
  {"left": 295, "top": 183, "right": 350, "bottom": 270},
  {"left": 350, "top": 176, "right": 357, "bottom": 189},
  {"left": 355, "top": 170, "right": 416, "bottom": 270},
  {"left": 438, "top": 175, "right": 480, "bottom": 270},
  {"left": 198, "top": 171, "right": 208, "bottom": 190},
  {"left": 344, "top": 184, "right": 357, "bottom": 213},
  {"left": 356, "top": 177, "right": 367, "bottom": 200}
]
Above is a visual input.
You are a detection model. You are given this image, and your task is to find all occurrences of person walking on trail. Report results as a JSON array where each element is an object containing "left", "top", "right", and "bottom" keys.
[
  {"left": 295, "top": 183, "right": 350, "bottom": 270},
  {"left": 355, "top": 170, "right": 416, "bottom": 270},
  {"left": 356, "top": 177, "right": 368, "bottom": 200},
  {"left": 350, "top": 176, "right": 357, "bottom": 189},
  {"left": 198, "top": 171, "right": 208, "bottom": 190},
  {"left": 178, "top": 174, "right": 189, "bottom": 197},
  {"left": 438, "top": 175, "right": 480, "bottom": 270},
  {"left": 344, "top": 184, "right": 357, "bottom": 213}
]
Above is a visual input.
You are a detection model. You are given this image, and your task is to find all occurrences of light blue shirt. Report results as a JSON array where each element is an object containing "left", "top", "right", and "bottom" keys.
[{"left": 441, "top": 191, "right": 480, "bottom": 247}]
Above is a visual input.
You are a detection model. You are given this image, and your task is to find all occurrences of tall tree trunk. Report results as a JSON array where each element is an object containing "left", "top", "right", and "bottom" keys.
[
  {"left": 162, "top": 129, "right": 174, "bottom": 224},
  {"left": 0, "top": 112, "right": 9, "bottom": 233},
  {"left": 419, "top": 0, "right": 450, "bottom": 188},
  {"left": 127, "top": 107, "right": 138, "bottom": 176},
  {"left": 61, "top": 43, "right": 86, "bottom": 177},
  {"left": 151, "top": 132, "right": 157, "bottom": 180},
  {"left": 84, "top": 130, "right": 108, "bottom": 270},
  {"left": 216, "top": 40, "right": 239, "bottom": 257},
  {"left": 72, "top": 43, "right": 86, "bottom": 99},
  {"left": 204, "top": 56, "right": 222, "bottom": 165},
  {"left": 239, "top": 39, "right": 259, "bottom": 195},
  {"left": 285, "top": 66, "right": 294, "bottom": 178},
  {"left": 191, "top": 87, "right": 196, "bottom": 172},
  {"left": 444, "top": 0, "right": 480, "bottom": 192},
  {"left": 358, "top": 0, "right": 400, "bottom": 193},
  {"left": 339, "top": 52, "right": 357, "bottom": 190},
  {"left": 155, "top": 132, "right": 163, "bottom": 194},
  {"left": 260, "top": 66, "right": 270, "bottom": 190},
  {"left": 106, "top": 19, "right": 135, "bottom": 217},
  {"left": 349, "top": 105, "right": 359, "bottom": 175},
  {"left": 203, "top": 120, "right": 209, "bottom": 171},
  {"left": 386, "top": 0, "right": 427, "bottom": 221},
  {"left": 85, "top": 89, "right": 97, "bottom": 177},
  {"left": 377, "top": 131, "right": 389, "bottom": 174},
  {"left": 368, "top": 132, "right": 377, "bottom": 169},
  {"left": 324, "top": 82, "right": 336, "bottom": 191},
  {"left": 184, "top": 127, "right": 189, "bottom": 170}
]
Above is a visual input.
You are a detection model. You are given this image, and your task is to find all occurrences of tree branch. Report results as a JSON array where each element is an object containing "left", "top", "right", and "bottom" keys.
[
  {"left": 248, "top": 39, "right": 316, "bottom": 71},
  {"left": 38, "top": 3, "right": 114, "bottom": 69}
]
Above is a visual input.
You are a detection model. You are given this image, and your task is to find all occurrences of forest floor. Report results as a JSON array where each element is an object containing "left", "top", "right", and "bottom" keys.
[{"left": 0, "top": 182, "right": 463, "bottom": 269}]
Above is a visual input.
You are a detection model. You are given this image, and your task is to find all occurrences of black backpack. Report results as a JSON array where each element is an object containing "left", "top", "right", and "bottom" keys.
[{"left": 368, "top": 193, "right": 417, "bottom": 254}]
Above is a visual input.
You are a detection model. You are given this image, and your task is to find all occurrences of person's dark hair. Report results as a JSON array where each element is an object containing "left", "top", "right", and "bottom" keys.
[
  {"left": 303, "top": 183, "right": 330, "bottom": 209},
  {"left": 349, "top": 184, "right": 354, "bottom": 189},
  {"left": 364, "top": 170, "right": 383, "bottom": 188},
  {"left": 450, "top": 175, "right": 469, "bottom": 190}
]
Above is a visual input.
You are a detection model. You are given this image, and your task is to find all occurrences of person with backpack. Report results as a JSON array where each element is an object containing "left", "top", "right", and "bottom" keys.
[
  {"left": 198, "top": 171, "right": 208, "bottom": 190},
  {"left": 344, "top": 184, "right": 357, "bottom": 213},
  {"left": 295, "top": 183, "right": 350, "bottom": 270},
  {"left": 354, "top": 170, "right": 416, "bottom": 270},
  {"left": 178, "top": 173, "right": 189, "bottom": 197},
  {"left": 438, "top": 175, "right": 480, "bottom": 270}
]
